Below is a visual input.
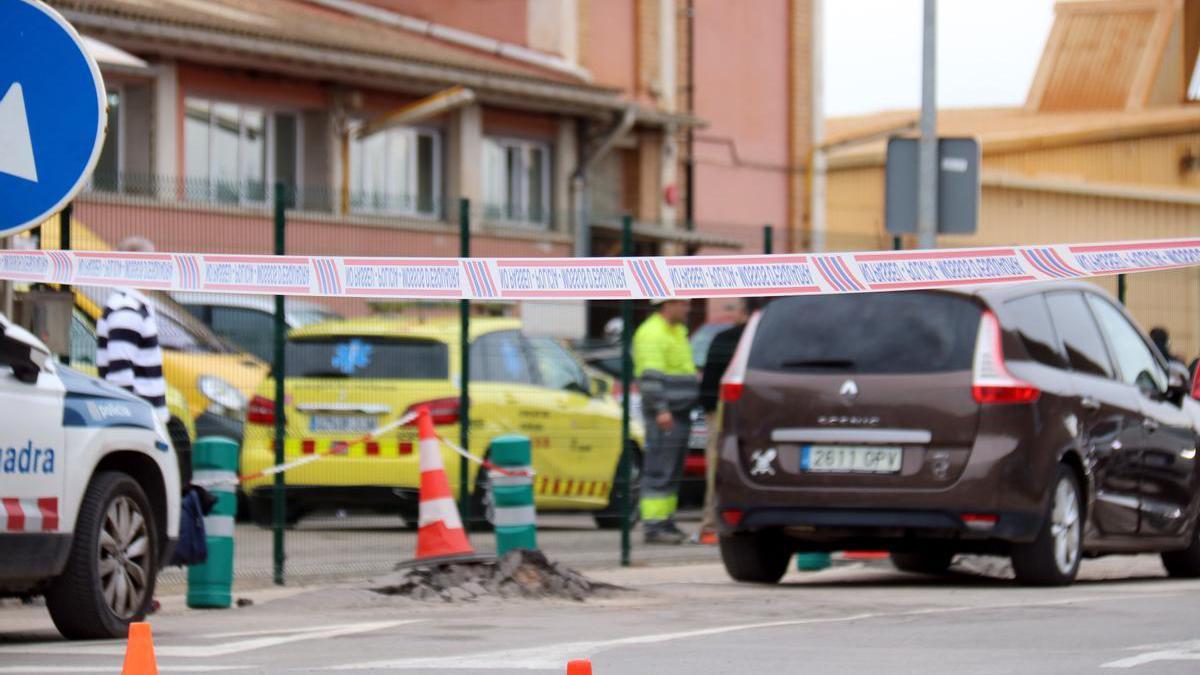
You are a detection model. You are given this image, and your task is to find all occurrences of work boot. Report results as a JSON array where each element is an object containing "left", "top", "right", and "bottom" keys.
[{"left": 644, "top": 521, "right": 685, "bottom": 545}]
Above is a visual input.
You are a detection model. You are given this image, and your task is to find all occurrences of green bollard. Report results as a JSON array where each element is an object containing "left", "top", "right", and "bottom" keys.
[
  {"left": 187, "top": 436, "right": 239, "bottom": 608},
  {"left": 489, "top": 435, "right": 536, "bottom": 555},
  {"left": 796, "top": 552, "right": 832, "bottom": 572}
]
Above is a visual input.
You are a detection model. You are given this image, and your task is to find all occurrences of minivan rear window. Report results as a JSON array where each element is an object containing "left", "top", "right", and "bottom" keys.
[
  {"left": 748, "top": 293, "right": 981, "bottom": 374},
  {"left": 286, "top": 337, "right": 448, "bottom": 379}
]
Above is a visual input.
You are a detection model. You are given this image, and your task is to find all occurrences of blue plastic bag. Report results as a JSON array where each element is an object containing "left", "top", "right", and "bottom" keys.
[{"left": 170, "top": 489, "right": 208, "bottom": 566}]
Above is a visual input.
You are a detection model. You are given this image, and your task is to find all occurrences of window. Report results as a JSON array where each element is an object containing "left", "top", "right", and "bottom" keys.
[
  {"left": 1045, "top": 292, "right": 1114, "bottom": 379},
  {"left": 528, "top": 337, "right": 590, "bottom": 393},
  {"left": 285, "top": 337, "right": 448, "bottom": 379},
  {"left": 1003, "top": 295, "right": 1068, "bottom": 369},
  {"left": 92, "top": 90, "right": 122, "bottom": 192},
  {"left": 483, "top": 138, "right": 550, "bottom": 226},
  {"left": 470, "top": 331, "right": 533, "bottom": 384},
  {"left": 748, "top": 293, "right": 981, "bottom": 374},
  {"left": 1086, "top": 295, "right": 1167, "bottom": 394},
  {"left": 69, "top": 312, "right": 97, "bottom": 366},
  {"left": 208, "top": 307, "right": 276, "bottom": 363},
  {"left": 184, "top": 97, "right": 300, "bottom": 205},
  {"left": 349, "top": 126, "right": 440, "bottom": 216}
]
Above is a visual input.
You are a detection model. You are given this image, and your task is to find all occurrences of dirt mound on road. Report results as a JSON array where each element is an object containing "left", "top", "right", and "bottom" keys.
[{"left": 370, "top": 549, "right": 624, "bottom": 602}]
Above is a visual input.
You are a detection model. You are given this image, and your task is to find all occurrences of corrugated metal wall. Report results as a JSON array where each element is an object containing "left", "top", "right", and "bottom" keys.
[
  {"left": 827, "top": 176, "right": 1200, "bottom": 357},
  {"left": 986, "top": 132, "right": 1200, "bottom": 188}
]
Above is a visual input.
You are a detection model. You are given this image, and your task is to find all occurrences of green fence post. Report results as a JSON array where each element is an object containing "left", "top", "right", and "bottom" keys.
[
  {"left": 188, "top": 436, "right": 239, "bottom": 608},
  {"left": 619, "top": 214, "right": 634, "bottom": 567},
  {"left": 57, "top": 203, "right": 73, "bottom": 365},
  {"left": 763, "top": 225, "right": 773, "bottom": 255},
  {"left": 1118, "top": 273, "right": 1127, "bottom": 305},
  {"left": 271, "top": 182, "right": 286, "bottom": 586},
  {"left": 489, "top": 435, "right": 536, "bottom": 554},
  {"left": 459, "top": 198, "right": 472, "bottom": 528}
]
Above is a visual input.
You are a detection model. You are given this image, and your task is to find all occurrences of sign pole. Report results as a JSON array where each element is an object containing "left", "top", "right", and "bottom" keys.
[{"left": 916, "top": 0, "right": 938, "bottom": 251}]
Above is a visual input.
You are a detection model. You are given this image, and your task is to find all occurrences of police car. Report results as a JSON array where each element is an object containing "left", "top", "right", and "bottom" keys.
[{"left": 0, "top": 314, "right": 179, "bottom": 639}]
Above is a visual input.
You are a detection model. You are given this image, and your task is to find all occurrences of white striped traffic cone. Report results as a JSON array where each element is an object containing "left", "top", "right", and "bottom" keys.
[{"left": 415, "top": 407, "right": 476, "bottom": 561}]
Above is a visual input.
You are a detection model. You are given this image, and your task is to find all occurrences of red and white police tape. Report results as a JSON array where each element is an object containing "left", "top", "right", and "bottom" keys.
[
  {"left": 5, "top": 237, "right": 1199, "bottom": 300},
  {"left": 190, "top": 411, "right": 531, "bottom": 489}
]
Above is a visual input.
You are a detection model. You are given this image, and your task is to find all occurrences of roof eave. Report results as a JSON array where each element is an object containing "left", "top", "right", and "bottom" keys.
[{"left": 63, "top": 10, "right": 703, "bottom": 128}]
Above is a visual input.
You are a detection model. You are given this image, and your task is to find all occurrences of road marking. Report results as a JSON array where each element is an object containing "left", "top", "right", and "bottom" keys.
[
  {"left": 331, "top": 592, "right": 1177, "bottom": 670},
  {"left": 0, "top": 620, "right": 420, "bottom": 659},
  {"left": 1103, "top": 640, "right": 1200, "bottom": 668},
  {"left": 0, "top": 662, "right": 250, "bottom": 667}
]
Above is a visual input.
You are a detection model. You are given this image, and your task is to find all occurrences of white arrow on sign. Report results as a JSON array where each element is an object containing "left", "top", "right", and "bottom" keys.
[{"left": 0, "top": 82, "right": 38, "bottom": 183}]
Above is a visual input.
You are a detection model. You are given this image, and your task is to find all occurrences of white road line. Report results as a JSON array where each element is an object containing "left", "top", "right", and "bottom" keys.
[
  {"left": 0, "top": 620, "right": 422, "bottom": 659},
  {"left": 331, "top": 592, "right": 1178, "bottom": 671},
  {"left": 0, "top": 662, "right": 250, "bottom": 667},
  {"left": 1102, "top": 639, "right": 1200, "bottom": 668}
]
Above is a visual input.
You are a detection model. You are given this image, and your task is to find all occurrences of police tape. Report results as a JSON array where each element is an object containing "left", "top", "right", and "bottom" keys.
[
  {"left": 435, "top": 434, "right": 535, "bottom": 479},
  {"left": 188, "top": 411, "right": 531, "bottom": 489},
  {"left": 191, "top": 411, "right": 417, "bottom": 488},
  {"left": 6, "top": 237, "right": 1200, "bottom": 300}
]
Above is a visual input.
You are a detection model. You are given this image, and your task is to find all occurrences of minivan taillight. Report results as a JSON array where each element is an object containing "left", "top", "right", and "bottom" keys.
[
  {"left": 1191, "top": 369, "right": 1200, "bottom": 400},
  {"left": 719, "top": 311, "right": 762, "bottom": 405},
  {"left": 247, "top": 395, "right": 277, "bottom": 425},
  {"left": 972, "top": 311, "right": 1040, "bottom": 405},
  {"left": 403, "top": 397, "right": 461, "bottom": 426}
]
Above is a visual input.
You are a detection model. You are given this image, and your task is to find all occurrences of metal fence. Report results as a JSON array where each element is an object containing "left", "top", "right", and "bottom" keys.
[
  {"left": 9, "top": 174, "right": 788, "bottom": 589},
  {"left": 22, "top": 173, "right": 1136, "bottom": 590}
]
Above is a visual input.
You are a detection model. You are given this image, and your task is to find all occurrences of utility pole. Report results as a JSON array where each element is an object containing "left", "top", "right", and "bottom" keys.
[{"left": 916, "top": 0, "right": 938, "bottom": 251}]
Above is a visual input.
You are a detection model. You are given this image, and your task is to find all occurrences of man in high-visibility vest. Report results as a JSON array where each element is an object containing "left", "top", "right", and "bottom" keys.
[{"left": 633, "top": 299, "right": 698, "bottom": 545}]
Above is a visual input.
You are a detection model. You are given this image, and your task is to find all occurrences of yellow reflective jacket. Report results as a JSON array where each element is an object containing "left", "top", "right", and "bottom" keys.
[{"left": 633, "top": 313, "right": 698, "bottom": 415}]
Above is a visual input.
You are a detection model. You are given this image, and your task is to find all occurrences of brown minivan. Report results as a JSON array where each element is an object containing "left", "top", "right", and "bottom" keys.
[{"left": 715, "top": 282, "right": 1200, "bottom": 586}]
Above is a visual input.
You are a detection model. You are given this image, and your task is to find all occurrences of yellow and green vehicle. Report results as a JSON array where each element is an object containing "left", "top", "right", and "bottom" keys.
[{"left": 240, "top": 316, "right": 643, "bottom": 528}]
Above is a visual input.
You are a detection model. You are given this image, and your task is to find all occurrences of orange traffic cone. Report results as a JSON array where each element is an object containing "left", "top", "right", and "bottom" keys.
[
  {"left": 567, "top": 659, "right": 593, "bottom": 675},
  {"left": 121, "top": 622, "right": 158, "bottom": 675},
  {"left": 415, "top": 407, "right": 476, "bottom": 561}
]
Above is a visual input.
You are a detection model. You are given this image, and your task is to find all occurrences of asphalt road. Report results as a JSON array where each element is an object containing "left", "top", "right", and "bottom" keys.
[
  {"left": 156, "top": 510, "right": 719, "bottom": 593},
  {"left": 3, "top": 553, "right": 1199, "bottom": 674}
]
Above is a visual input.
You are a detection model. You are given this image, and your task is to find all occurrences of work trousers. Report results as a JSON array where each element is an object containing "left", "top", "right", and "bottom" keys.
[{"left": 639, "top": 410, "right": 692, "bottom": 524}]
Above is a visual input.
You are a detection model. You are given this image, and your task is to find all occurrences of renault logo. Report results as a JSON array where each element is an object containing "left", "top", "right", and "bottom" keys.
[{"left": 839, "top": 380, "right": 859, "bottom": 399}]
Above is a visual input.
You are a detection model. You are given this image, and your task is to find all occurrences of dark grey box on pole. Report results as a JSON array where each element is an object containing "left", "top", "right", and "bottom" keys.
[{"left": 886, "top": 136, "right": 980, "bottom": 236}]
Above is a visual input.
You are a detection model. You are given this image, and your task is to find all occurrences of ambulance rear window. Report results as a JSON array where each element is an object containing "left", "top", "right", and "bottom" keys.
[{"left": 286, "top": 337, "right": 448, "bottom": 380}]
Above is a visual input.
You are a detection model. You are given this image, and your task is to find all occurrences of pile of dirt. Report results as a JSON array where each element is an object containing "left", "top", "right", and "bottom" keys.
[{"left": 371, "top": 549, "right": 621, "bottom": 602}]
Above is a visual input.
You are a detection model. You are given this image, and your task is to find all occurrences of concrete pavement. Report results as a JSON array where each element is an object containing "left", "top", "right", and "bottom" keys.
[{"left": 3, "top": 553, "right": 1199, "bottom": 673}]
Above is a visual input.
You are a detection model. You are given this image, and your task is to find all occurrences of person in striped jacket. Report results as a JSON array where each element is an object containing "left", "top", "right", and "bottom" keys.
[{"left": 96, "top": 237, "right": 168, "bottom": 423}]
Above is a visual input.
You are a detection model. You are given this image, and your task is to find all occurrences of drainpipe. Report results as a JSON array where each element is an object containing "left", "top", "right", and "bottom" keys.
[
  {"left": 685, "top": 0, "right": 695, "bottom": 232},
  {"left": 573, "top": 106, "right": 637, "bottom": 257}
]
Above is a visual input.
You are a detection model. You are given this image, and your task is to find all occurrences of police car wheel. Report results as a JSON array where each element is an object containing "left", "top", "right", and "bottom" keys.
[{"left": 45, "top": 472, "right": 159, "bottom": 640}]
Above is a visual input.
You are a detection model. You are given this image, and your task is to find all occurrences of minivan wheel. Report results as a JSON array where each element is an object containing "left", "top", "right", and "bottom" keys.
[
  {"left": 1012, "top": 465, "right": 1082, "bottom": 586},
  {"left": 891, "top": 549, "right": 955, "bottom": 576},
  {"left": 719, "top": 529, "right": 791, "bottom": 584},
  {"left": 1161, "top": 525, "right": 1200, "bottom": 577},
  {"left": 45, "top": 472, "right": 159, "bottom": 640}
]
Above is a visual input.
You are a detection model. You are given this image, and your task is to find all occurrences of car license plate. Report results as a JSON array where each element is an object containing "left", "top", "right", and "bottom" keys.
[
  {"left": 800, "top": 445, "right": 902, "bottom": 474},
  {"left": 309, "top": 415, "right": 378, "bottom": 433}
]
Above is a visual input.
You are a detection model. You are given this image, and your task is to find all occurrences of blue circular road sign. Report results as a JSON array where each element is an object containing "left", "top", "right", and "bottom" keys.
[{"left": 0, "top": 0, "right": 106, "bottom": 238}]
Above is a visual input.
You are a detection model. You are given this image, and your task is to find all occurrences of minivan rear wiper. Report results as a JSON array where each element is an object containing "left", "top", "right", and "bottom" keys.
[{"left": 779, "top": 358, "right": 857, "bottom": 370}]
